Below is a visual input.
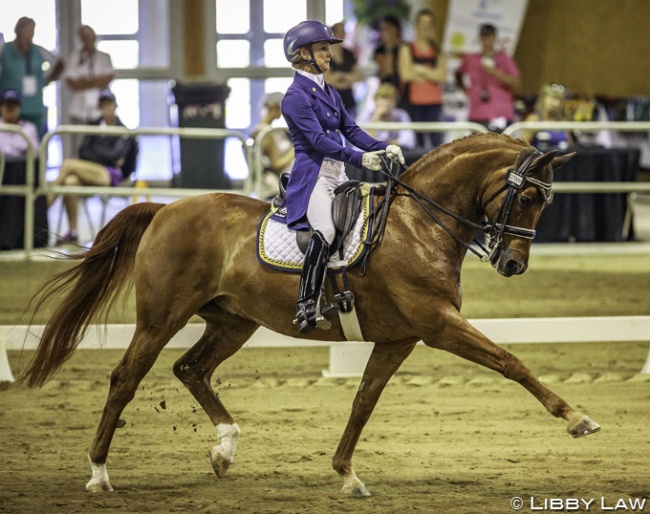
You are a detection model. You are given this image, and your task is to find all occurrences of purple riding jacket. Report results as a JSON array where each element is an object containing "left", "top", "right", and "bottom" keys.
[{"left": 281, "top": 72, "right": 387, "bottom": 230}]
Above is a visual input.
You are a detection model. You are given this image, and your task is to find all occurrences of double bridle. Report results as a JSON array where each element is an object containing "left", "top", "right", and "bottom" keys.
[{"left": 374, "top": 149, "right": 554, "bottom": 263}]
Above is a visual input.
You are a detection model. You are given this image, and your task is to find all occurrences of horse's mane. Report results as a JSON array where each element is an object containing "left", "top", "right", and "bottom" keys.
[{"left": 403, "top": 132, "right": 529, "bottom": 179}]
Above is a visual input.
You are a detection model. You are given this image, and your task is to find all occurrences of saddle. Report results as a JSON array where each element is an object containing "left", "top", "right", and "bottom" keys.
[{"left": 273, "top": 173, "right": 365, "bottom": 256}]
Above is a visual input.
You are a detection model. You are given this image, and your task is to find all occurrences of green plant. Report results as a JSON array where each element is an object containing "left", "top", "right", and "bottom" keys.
[{"left": 352, "top": 0, "right": 411, "bottom": 26}]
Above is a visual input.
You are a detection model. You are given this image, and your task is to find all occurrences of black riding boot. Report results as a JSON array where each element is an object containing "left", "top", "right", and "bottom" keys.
[{"left": 294, "top": 231, "right": 335, "bottom": 333}]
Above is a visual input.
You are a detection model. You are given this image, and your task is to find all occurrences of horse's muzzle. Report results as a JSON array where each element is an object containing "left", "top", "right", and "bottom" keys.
[{"left": 491, "top": 246, "right": 528, "bottom": 277}]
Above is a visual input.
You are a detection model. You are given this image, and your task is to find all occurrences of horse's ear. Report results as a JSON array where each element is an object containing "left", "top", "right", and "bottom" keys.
[
  {"left": 530, "top": 149, "right": 558, "bottom": 169},
  {"left": 551, "top": 151, "right": 576, "bottom": 171}
]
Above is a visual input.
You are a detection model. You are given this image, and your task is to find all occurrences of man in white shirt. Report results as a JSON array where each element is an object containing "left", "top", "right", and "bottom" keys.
[
  {"left": 63, "top": 25, "right": 114, "bottom": 154},
  {"left": 0, "top": 89, "right": 39, "bottom": 158}
]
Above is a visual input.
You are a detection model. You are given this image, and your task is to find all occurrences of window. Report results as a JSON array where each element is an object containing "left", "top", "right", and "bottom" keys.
[
  {"left": 78, "top": 0, "right": 173, "bottom": 180},
  {"left": 215, "top": 0, "right": 346, "bottom": 153}
]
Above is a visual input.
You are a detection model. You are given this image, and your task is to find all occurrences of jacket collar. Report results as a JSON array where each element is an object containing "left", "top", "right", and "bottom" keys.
[{"left": 293, "top": 72, "right": 338, "bottom": 111}]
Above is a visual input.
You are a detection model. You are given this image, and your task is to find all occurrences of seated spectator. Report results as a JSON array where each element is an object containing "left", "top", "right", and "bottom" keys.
[
  {"left": 521, "top": 83, "right": 575, "bottom": 150},
  {"left": 325, "top": 22, "right": 362, "bottom": 118},
  {"left": 250, "top": 92, "right": 294, "bottom": 199},
  {"left": 0, "top": 89, "right": 39, "bottom": 158},
  {"left": 372, "top": 15, "right": 403, "bottom": 89},
  {"left": 48, "top": 88, "right": 136, "bottom": 244},
  {"left": 357, "top": 83, "right": 415, "bottom": 149}
]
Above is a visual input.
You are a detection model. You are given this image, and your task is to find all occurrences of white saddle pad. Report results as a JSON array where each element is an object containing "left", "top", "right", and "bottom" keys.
[{"left": 257, "top": 194, "right": 372, "bottom": 272}]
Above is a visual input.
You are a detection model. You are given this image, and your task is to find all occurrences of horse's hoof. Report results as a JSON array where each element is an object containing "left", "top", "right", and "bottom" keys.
[
  {"left": 208, "top": 449, "right": 231, "bottom": 478},
  {"left": 341, "top": 484, "right": 371, "bottom": 497},
  {"left": 86, "top": 480, "right": 113, "bottom": 493},
  {"left": 567, "top": 414, "right": 601, "bottom": 438},
  {"left": 340, "top": 474, "right": 371, "bottom": 497},
  {"left": 86, "top": 457, "right": 113, "bottom": 492}
]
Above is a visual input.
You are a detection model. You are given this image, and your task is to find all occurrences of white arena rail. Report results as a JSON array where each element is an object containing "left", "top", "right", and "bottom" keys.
[{"left": 1, "top": 316, "right": 649, "bottom": 381}]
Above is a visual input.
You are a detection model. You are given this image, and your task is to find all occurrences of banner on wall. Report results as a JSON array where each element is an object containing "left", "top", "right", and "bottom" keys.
[{"left": 443, "top": 0, "right": 529, "bottom": 55}]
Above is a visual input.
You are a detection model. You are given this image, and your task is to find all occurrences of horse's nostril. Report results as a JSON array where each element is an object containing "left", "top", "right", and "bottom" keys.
[{"left": 505, "top": 259, "right": 520, "bottom": 275}]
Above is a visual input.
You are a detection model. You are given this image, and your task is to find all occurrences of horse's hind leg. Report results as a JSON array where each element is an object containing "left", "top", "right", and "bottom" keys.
[
  {"left": 86, "top": 323, "right": 184, "bottom": 492},
  {"left": 425, "top": 314, "right": 600, "bottom": 438},
  {"left": 333, "top": 341, "right": 417, "bottom": 496},
  {"left": 173, "top": 311, "right": 259, "bottom": 479}
]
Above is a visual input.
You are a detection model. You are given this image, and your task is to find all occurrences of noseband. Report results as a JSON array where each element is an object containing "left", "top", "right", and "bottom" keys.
[{"left": 375, "top": 148, "right": 553, "bottom": 263}]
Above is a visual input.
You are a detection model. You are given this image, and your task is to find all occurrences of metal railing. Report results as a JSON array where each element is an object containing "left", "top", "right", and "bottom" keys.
[
  {"left": 504, "top": 121, "right": 650, "bottom": 194},
  {"left": 3, "top": 120, "right": 650, "bottom": 259},
  {"left": 33, "top": 125, "right": 252, "bottom": 257},
  {"left": 252, "top": 121, "right": 490, "bottom": 197}
]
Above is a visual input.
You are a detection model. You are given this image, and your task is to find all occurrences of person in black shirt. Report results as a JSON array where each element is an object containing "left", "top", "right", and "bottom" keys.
[
  {"left": 324, "top": 22, "right": 362, "bottom": 118},
  {"left": 372, "top": 15, "right": 403, "bottom": 89}
]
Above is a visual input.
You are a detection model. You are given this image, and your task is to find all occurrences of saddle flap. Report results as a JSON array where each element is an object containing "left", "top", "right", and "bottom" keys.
[{"left": 332, "top": 181, "right": 363, "bottom": 239}]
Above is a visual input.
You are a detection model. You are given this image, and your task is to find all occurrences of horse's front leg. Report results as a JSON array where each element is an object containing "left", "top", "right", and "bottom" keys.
[
  {"left": 333, "top": 341, "right": 416, "bottom": 496},
  {"left": 424, "top": 311, "right": 600, "bottom": 438}
]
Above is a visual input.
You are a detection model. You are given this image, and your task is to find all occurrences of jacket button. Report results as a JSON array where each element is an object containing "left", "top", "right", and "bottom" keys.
[
  {"left": 326, "top": 112, "right": 330, "bottom": 117},
  {"left": 326, "top": 130, "right": 330, "bottom": 133},
  {"left": 334, "top": 112, "right": 338, "bottom": 117}
]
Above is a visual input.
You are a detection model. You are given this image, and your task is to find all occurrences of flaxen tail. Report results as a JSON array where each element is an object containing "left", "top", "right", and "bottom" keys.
[{"left": 20, "top": 202, "right": 165, "bottom": 387}]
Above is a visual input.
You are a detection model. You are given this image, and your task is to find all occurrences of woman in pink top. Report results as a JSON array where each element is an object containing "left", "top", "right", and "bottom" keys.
[{"left": 455, "top": 23, "right": 520, "bottom": 132}]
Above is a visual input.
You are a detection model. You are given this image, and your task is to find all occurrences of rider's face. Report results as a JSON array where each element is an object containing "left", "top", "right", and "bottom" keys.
[{"left": 308, "top": 41, "right": 332, "bottom": 73}]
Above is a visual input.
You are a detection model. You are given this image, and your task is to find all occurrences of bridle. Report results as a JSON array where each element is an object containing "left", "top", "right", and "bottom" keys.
[{"left": 374, "top": 148, "right": 554, "bottom": 263}]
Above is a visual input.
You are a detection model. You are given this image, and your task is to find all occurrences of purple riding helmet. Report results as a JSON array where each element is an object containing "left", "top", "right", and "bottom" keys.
[{"left": 283, "top": 20, "right": 343, "bottom": 72}]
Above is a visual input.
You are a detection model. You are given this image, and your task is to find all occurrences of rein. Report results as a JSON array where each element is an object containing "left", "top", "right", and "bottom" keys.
[{"left": 372, "top": 149, "right": 551, "bottom": 263}]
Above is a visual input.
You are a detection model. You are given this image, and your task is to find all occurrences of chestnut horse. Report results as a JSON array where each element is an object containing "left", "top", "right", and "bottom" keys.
[{"left": 21, "top": 133, "right": 599, "bottom": 496}]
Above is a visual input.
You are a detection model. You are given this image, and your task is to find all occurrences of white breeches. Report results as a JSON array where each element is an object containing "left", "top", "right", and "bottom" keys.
[{"left": 306, "top": 160, "right": 348, "bottom": 245}]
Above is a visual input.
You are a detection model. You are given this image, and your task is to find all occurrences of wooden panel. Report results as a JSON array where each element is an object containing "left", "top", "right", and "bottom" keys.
[
  {"left": 434, "top": 0, "right": 649, "bottom": 96},
  {"left": 183, "top": 0, "right": 205, "bottom": 77}
]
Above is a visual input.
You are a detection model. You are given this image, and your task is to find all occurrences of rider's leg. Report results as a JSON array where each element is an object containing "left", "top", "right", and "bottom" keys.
[
  {"left": 295, "top": 230, "right": 332, "bottom": 332},
  {"left": 295, "top": 164, "right": 343, "bottom": 332}
]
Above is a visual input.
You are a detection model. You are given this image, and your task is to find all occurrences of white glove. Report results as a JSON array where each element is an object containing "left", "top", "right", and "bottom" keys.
[
  {"left": 361, "top": 150, "right": 385, "bottom": 171},
  {"left": 386, "top": 144, "right": 405, "bottom": 165}
]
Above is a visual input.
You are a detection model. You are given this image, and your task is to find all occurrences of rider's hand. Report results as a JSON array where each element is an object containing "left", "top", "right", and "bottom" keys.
[
  {"left": 361, "top": 150, "right": 385, "bottom": 171},
  {"left": 386, "top": 144, "right": 405, "bottom": 165}
]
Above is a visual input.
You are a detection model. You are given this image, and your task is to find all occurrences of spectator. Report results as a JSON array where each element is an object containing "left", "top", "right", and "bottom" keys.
[
  {"left": 454, "top": 23, "right": 520, "bottom": 132},
  {"left": 48, "top": 89, "right": 136, "bottom": 245},
  {"left": 63, "top": 25, "right": 115, "bottom": 155},
  {"left": 250, "top": 92, "right": 294, "bottom": 199},
  {"left": 372, "top": 15, "right": 403, "bottom": 89},
  {"left": 0, "top": 89, "right": 39, "bottom": 158},
  {"left": 0, "top": 17, "right": 63, "bottom": 136},
  {"left": 398, "top": 9, "right": 447, "bottom": 149},
  {"left": 520, "top": 83, "right": 575, "bottom": 150},
  {"left": 324, "top": 22, "right": 362, "bottom": 118},
  {"left": 357, "top": 83, "right": 415, "bottom": 149}
]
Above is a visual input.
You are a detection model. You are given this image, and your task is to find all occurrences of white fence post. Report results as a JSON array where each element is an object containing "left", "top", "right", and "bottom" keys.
[{"left": 0, "top": 337, "right": 15, "bottom": 383}]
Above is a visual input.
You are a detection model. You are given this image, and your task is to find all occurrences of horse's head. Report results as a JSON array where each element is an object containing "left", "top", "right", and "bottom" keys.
[{"left": 481, "top": 146, "right": 574, "bottom": 277}]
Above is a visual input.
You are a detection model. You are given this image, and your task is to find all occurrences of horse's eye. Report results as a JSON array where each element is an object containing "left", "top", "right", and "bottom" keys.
[{"left": 518, "top": 195, "right": 532, "bottom": 207}]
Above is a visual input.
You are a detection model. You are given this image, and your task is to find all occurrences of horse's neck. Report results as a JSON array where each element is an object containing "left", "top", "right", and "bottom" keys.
[{"left": 400, "top": 150, "right": 488, "bottom": 221}]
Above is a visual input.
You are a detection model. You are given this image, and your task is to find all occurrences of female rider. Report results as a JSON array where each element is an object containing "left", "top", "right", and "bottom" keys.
[{"left": 281, "top": 20, "right": 405, "bottom": 333}]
